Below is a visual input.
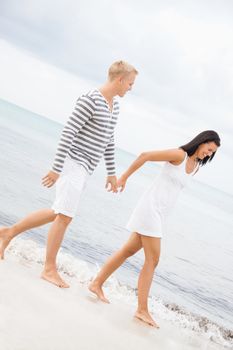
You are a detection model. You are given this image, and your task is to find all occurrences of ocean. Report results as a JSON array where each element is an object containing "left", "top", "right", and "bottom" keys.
[{"left": 0, "top": 98, "right": 232, "bottom": 348}]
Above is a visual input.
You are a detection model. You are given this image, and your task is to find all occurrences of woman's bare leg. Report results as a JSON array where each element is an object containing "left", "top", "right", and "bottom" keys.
[
  {"left": 135, "top": 235, "right": 161, "bottom": 328},
  {"left": 41, "top": 213, "right": 72, "bottom": 288},
  {"left": 0, "top": 209, "right": 56, "bottom": 259},
  {"left": 89, "top": 232, "right": 142, "bottom": 302}
]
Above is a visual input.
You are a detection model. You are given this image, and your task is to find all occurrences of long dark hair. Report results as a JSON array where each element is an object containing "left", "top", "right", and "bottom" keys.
[{"left": 180, "top": 130, "right": 220, "bottom": 166}]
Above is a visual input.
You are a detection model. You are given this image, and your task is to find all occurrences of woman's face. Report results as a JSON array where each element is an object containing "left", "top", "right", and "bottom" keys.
[{"left": 196, "top": 141, "right": 218, "bottom": 160}]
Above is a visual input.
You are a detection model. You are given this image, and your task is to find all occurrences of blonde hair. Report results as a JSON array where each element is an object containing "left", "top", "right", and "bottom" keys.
[{"left": 108, "top": 60, "right": 138, "bottom": 81}]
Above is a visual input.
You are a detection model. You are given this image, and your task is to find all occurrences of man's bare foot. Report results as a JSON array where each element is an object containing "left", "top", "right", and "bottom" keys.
[
  {"left": 0, "top": 227, "right": 12, "bottom": 259},
  {"left": 134, "top": 310, "right": 159, "bottom": 328},
  {"left": 41, "top": 269, "right": 70, "bottom": 288},
  {"left": 88, "top": 281, "right": 110, "bottom": 303}
]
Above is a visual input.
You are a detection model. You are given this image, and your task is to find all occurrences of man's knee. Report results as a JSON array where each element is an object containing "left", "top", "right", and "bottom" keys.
[
  {"left": 145, "top": 255, "right": 160, "bottom": 268},
  {"left": 57, "top": 213, "right": 73, "bottom": 226}
]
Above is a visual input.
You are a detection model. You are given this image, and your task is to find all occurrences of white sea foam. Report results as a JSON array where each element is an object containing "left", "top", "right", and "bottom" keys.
[{"left": 6, "top": 238, "right": 233, "bottom": 349}]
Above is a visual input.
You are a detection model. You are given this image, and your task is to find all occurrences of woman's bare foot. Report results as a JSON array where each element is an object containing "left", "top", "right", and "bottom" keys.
[
  {"left": 88, "top": 281, "right": 110, "bottom": 303},
  {"left": 0, "top": 227, "right": 12, "bottom": 259},
  {"left": 41, "top": 269, "right": 70, "bottom": 288},
  {"left": 134, "top": 310, "right": 159, "bottom": 328}
]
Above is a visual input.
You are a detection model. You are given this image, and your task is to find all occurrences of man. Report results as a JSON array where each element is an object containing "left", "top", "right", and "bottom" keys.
[{"left": 0, "top": 60, "right": 138, "bottom": 288}]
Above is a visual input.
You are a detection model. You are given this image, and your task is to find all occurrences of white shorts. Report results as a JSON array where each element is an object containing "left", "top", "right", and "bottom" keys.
[{"left": 51, "top": 157, "right": 89, "bottom": 218}]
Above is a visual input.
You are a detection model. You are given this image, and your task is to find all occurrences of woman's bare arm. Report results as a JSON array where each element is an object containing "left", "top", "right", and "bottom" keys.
[{"left": 117, "top": 148, "right": 185, "bottom": 191}]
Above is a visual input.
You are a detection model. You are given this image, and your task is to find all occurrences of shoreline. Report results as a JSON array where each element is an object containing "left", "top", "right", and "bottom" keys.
[{"left": 0, "top": 244, "right": 230, "bottom": 350}]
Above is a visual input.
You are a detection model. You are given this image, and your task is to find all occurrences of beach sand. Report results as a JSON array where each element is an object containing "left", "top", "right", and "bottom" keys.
[{"left": 0, "top": 254, "right": 225, "bottom": 350}]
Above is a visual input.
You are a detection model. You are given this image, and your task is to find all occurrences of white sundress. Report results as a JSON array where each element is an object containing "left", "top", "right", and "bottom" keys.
[{"left": 126, "top": 153, "right": 197, "bottom": 238}]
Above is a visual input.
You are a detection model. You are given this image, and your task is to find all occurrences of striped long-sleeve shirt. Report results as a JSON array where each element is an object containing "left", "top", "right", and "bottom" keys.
[{"left": 52, "top": 89, "right": 120, "bottom": 176}]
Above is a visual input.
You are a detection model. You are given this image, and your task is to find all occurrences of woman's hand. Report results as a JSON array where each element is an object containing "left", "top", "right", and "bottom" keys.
[{"left": 117, "top": 175, "right": 127, "bottom": 192}]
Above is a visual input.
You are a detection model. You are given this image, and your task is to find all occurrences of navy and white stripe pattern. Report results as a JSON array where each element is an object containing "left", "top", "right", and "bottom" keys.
[{"left": 52, "top": 89, "right": 119, "bottom": 176}]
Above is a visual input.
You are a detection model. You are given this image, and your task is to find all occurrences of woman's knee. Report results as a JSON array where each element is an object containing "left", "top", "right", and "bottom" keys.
[
  {"left": 57, "top": 213, "right": 73, "bottom": 226},
  {"left": 121, "top": 247, "right": 138, "bottom": 258}
]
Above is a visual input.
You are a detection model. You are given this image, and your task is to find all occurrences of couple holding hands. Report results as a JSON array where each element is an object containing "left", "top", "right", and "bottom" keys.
[{"left": 0, "top": 60, "right": 220, "bottom": 328}]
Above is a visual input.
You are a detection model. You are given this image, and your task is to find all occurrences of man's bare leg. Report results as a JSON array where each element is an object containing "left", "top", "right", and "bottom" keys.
[
  {"left": 41, "top": 213, "right": 72, "bottom": 288},
  {"left": 134, "top": 235, "right": 160, "bottom": 328},
  {"left": 0, "top": 209, "right": 56, "bottom": 259},
  {"left": 89, "top": 232, "right": 142, "bottom": 302}
]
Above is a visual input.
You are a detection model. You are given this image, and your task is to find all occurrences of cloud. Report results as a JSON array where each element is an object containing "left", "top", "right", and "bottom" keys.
[{"left": 0, "top": 0, "right": 233, "bottom": 193}]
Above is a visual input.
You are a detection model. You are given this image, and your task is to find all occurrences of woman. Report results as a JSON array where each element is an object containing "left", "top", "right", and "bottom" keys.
[{"left": 89, "top": 130, "right": 221, "bottom": 328}]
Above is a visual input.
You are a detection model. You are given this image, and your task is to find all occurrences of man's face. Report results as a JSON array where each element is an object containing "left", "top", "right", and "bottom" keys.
[{"left": 117, "top": 72, "right": 137, "bottom": 97}]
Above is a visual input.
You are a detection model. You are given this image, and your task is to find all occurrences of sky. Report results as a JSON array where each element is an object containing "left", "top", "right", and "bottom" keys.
[{"left": 0, "top": 0, "right": 232, "bottom": 194}]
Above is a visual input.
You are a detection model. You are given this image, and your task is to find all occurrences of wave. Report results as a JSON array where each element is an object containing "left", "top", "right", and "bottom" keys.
[{"left": 6, "top": 238, "right": 233, "bottom": 349}]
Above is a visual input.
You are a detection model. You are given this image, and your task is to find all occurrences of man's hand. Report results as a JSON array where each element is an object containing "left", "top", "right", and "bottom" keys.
[
  {"left": 42, "top": 171, "right": 60, "bottom": 188},
  {"left": 117, "top": 175, "right": 127, "bottom": 192},
  {"left": 105, "top": 175, "right": 118, "bottom": 193}
]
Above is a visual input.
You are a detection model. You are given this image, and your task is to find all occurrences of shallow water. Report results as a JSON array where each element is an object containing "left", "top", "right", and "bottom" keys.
[{"left": 0, "top": 98, "right": 232, "bottom": 348}]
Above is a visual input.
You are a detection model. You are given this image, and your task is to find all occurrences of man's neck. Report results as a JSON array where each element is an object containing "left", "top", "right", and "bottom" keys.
[{"left": 99, "top": 82, "right": 117, "bottom": 104}]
